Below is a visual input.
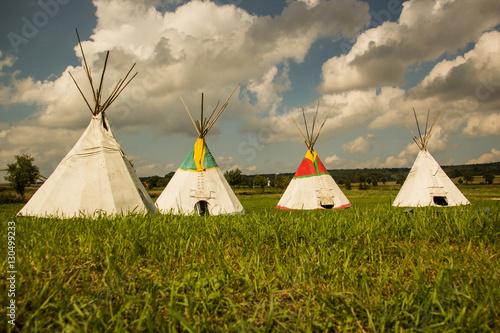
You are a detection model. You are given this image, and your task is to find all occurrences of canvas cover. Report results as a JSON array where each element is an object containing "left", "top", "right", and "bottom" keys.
[
  {"left": 156, "top": 138, "right": 243, "bottom": 215},
  {"left": 18, "top": 115, "right": 157, "bottom": 218},
  {"left": 393, "top": 150, "right": 470, "bottom": 207},
  {"left": 277, "top": 150, "right": 351, "bottom": 210}
]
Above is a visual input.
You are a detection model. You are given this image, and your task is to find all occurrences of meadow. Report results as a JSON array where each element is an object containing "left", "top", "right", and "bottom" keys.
[{"left": 1, "top": 184, "right": 499, "bottom": 332}]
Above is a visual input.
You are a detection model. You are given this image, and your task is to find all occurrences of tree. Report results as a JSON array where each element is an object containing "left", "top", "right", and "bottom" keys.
[
  {"left": 163, "top": 171, "right": 175, "bottom": 185},
  {"left": 446, "top": 167, "right": 461, "bottom": 178},
  {"left": 147, "top": 175, "right": 159, "bottom": 188},
  {"left": 381, "top": 177, "right": 387, "bottom": 185},
  {"left": 4, "top": 154, "right": 40, "bottom": 197},
  {"left": 224, "top": 168, "right": 244, "bottom": 187},
  {"left": 483, "top": 173, "right": 495, "bottom": 185},
  {"left": 253, "top": 175, "right": 267, "bottom": 192},
  {"left": 396, "top": 173, "right": 406, "bottom": 185},
  {"left": 357, "top": 174, "right": 368, "bottom": 190},
  {"left": 345, "top": 179, "right": 352, "bottom": 190},
  {"left": 463, "top": 171, "right": 474, "bottom": 184},
  {"left": 275, "top": 174, "right": 290, "bottom": 190}
]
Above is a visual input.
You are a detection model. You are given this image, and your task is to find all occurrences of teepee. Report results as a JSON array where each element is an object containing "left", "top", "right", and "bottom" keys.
[
  {"left": 155, "top": 86, "right": 244, "bottom": 216},
  {"left": 277, "top": 103, "right": 351, "bottom": 210},
  {"left": 392, "top": 109, "right": 470, "bottom": 207},
  {"left": 18, "top": 30, "right": 157, "bottom": 218}
]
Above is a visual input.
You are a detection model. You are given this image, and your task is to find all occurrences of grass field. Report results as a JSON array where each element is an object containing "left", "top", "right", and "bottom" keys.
[{"left": 1, "top": 185, "right": 499, "bottom": 332}]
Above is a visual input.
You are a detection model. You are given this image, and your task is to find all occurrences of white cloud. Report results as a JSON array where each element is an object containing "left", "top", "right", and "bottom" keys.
[
  {"left": 242, "top": 87, "right": 409, "bottom": 145},
  {"left": 216, "top": 156, "right": 235, "bottom": 167},
  {"left": 135, "top": 163, "right": 176, "bottom": 177},
  {"left": 238, "top": 165, "right": 258, "bottom": 174},
  {"left": 462, "top": 113, "right": 500, "bottom": 137},
  {"left": 320, "top": 0, "right": 500, "bottom": 93},
  {"left": 0, "top": 51, "right": 16, "bottom": 76},
  {"left": 216, "top": 155, "right": 257, "bottom": 174},
  {"left": 408, "top": 31, "right": 500, "bottom": 107},
  {"left": 342, "top": 134, "right": 375, "bottom": 154},
  {"left": 2, "top": 0, "right": 498, "bottom": 174},
  {"left": 0, "top": 0, "right": 370, "bottom": 175},
  {"left": 246, "top": 64, "right": 291, "bottom": 112},
  {"left": 467, "top": 148, "right": 500, "bottom": 164},
  {"left": 382, "top": 143, "right": 419, "bottom": 168},
  {"left": 324, "top": 154, "right": 346, "bottom": 168},
  {"left": 298, "top": 0, "right": 321, "bottom": 8},
  {"left": 0, "top": 125, "right": 81, "bottom": 177}
]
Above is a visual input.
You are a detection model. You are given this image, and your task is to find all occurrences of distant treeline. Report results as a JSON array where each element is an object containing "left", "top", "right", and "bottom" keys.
[
  {"left": 141, "top": 162, "right": 500, "bottom": 188},
  {"left": 258, "top": 162, "right": 500, "bottom": 185}
]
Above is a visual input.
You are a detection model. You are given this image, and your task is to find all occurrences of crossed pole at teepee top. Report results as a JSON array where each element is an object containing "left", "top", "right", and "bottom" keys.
[
  {"left": 404, "top": 108, "right": 444, "bottom": 151},
  {"left": 289, "top": 101, "right": 335, "bottom": 153}
]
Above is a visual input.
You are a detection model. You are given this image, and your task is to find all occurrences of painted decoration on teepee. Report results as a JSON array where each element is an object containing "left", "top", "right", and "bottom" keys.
[
  {"left": 293, "top": 150, "right": 329, "bottom": 178},
  {"left": 179, "top": 138, "right": 218, "bottom": 172}
]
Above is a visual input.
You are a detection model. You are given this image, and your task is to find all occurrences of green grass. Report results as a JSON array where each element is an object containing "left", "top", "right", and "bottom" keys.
[{"left": 1, "top": 187, "right": 499, "bottom": 332}]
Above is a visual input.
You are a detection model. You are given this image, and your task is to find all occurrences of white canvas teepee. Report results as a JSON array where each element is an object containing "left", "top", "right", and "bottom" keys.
[
  {"left": 393, "top": 109, "right": 470, "bottom": 207},
  {"left": 277, "top": 103, "right": 351, "bottom": 210},
  {"left": 18, "top": 30, "right": 156, "bottom": 218},
  {"left": 155, "top": 86, "right": 244, "bottom": 216}
]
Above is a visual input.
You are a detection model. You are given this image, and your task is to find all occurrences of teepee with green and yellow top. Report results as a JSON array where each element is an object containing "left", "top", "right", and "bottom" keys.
[
  {"left": 277, "top": 103, "right": 351, "bottom": 210},
  {"left": 156, "top": 85, "right": 243, "bottom": 215}
]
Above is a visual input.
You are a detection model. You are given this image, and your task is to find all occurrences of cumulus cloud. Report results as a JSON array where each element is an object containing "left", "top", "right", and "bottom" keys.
[
  {"left": 323, "top": 154, "right": 346, "bottom": 168},
  {"left": 239, "top": 22, "right": 499, "bottom": 163},
  {"left": 382, "top": 143, "right": 419, "bottom": 168},
  {"left": 0, "top": 51, "right": 16, "bottom": 76},
  {"left": 342, "top": 134, "right": 375, "bottom": 154},
  {"left": 246, "top": 64, "right": 291, "bottom": 112},
  {"left": 0, "top": 125, "right": 82, "bottom": 176},
  {"left": 467, "top": 148, "right": 500, "bottom": 164},
  {"left": 0, "top": 0, "right": 370, "bottom": 175},
  {"left": 298, "top": 0, "right": 321, "bottom": 8},
  {"left": 462, "top": 113, "right": 500, "bottom": 137},
  {"left": 241, "top": 87, "right": 409, "bottom": 145},
  {"left": 216, "top": 155, "right": 257, "bottom": 174},
  {"left": 408, "top": 31, "right": 500, "bottom": 106},
  {"left": 320, "top": 0, "right": 500, "bottom": 93},
  {"left": 1, "top": 0, "right": 498, "bottom": 175}
]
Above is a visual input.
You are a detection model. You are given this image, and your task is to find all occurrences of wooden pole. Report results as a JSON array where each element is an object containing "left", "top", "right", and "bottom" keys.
[
  {"left": 311, "top": 103, "right": 334, "bottom": 147},
  {"left": 179, "top": 95, "right": 202, "bottom": 137},
  {"left": 69, "top": 72, "right": 94, "bottom": 114}
]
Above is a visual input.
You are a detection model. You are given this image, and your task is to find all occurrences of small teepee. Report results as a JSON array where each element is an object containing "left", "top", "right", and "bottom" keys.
[
  {"left": 277, "top": 103, "right": 351, "bottom": 210},
  {"left": 155, "top": 86, "right": 244, "bottom": 216},
  {"left": 18, "top": 30, "right": 157, "bottom": 218},
  {"left": 393, "top": 109, "right": 470, "bottom": 207}
]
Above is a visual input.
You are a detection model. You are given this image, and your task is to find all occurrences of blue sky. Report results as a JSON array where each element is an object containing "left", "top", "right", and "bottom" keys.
[{"left": 1, "top": 0, "right": 499, "bottom": 178}]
